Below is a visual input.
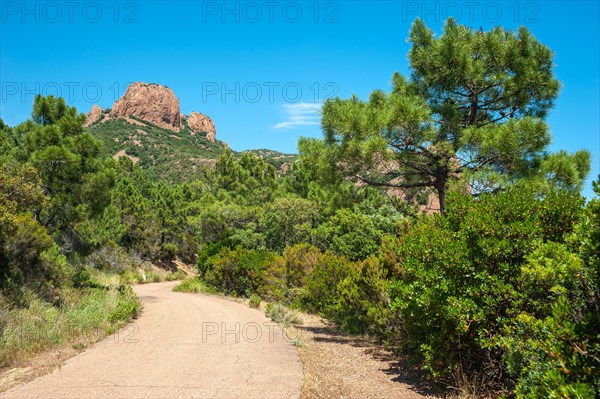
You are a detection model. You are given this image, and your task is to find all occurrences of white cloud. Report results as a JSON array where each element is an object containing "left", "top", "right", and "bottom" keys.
[{"left": 272, "top": 102, "right": 322, "bottom": 130}]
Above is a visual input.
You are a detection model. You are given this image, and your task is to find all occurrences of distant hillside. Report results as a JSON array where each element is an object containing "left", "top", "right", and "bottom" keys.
[
  {"left": 87, "top": 116, "right": 225, "bottom": 182},
  {"left": 243, "top": 149, "right": 297, "bottom": 169},
  {"left": 87, "top": 116, "right": 297, "bottom": 182}
]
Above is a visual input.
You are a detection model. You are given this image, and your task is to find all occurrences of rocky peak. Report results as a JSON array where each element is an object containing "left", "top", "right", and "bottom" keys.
[
  {"left": 186, "top": 111, "right": 216, "bottom": 142},
  {"left": 110, "top": 82, "right": 181, "bottom": 131},
  {"left": 83, "top": 105, "right": 104, "bottom": 127}
]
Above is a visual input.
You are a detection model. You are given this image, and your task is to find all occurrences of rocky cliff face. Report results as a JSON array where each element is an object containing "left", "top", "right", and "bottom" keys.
[
  {"left": 187, "top": 111, "right": 216, "bottom": 142},
  {"left": 83, "top": 105, "right": 104, "bottom": 127},
  {"left": 110, "top": 82, "right": 182, "bottom": 131}
]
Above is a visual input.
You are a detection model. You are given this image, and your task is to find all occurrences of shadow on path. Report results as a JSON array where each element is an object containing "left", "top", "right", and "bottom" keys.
[{"left": 296, "top": 323, "right": 444, "bottom": 398}]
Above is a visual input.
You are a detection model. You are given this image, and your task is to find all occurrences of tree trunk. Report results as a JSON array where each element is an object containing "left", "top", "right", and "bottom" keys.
[
  {"left": 438, "top": 187, "right": 446, "bottom": 215},
  {"left": 434, "top": 181, "right": 447, "bottom": 215}
]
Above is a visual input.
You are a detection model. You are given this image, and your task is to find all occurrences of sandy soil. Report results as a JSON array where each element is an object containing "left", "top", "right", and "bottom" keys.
[{"left": 288, "top": 313, "right": 444, "bottom": 399}]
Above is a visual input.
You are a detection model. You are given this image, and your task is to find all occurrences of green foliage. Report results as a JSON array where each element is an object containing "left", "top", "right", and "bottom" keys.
[
  {"left": 262, "top": 197, "right": 320, "bottom": 251},
  {"left": 204, "top": 246, "right": 273, "bottom": 296},
  {"left": 260, "top": 244, "right": 321, "bottom": 302},
  {"left": 197, "top": 241, "right": 227, "bottom": 275},
  {"left": 102, "top": 158, "right": 198, "bottom": 263},
  {"left": 9, "top": 95, "right": 115, "bottom": 253},
  {"left": 314, "top": 208, "right": 382, "bottom": 260},
  {"left": 507, "top": 178, "right": 600, "bottom": 398},
  {"left": 108, "top": 285, "right": 141, "bottom": 322},
  {"left": 333, "top": 256, "right": 391, "bottom": 335},
  {"left": 387, "top": 187, "right": 587, "bottom": 390},
  {"left": 0, "top": 163, "right": 69, "bottom": 303},
  {"left": 31, "top": 95, "right": 80, "bottom": 126},
  {"left": 173, "top": 278, "right": 213, "bottom": 294},
  {"left": 118, "top": 269, "right": 145, "bottom": 285},
  {"left": 300, "top": 251, "right": 354, "bottom": 316},
  {"left": 214, "top": 149, "right": 277, "bottom": 200},
  {"left": 248, "top": 294, "right": 262, "bottom": 308},
  {"left": 165, "top": 270, "right": 187, "bottom": 281}
]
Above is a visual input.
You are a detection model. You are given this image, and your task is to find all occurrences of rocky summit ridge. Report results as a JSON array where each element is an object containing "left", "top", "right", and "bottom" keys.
[{"left": 84, "top": 82, "right": 216, "bottom": 142}]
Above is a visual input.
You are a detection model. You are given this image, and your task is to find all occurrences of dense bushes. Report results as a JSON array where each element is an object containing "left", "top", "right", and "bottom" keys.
[
  {"left": 300, "top": 251, "right": 354, "bottom": 314},
  {"left": 203, "top": 247, "right": 274, "bottom": 296},
  {"left": 313, "top": 209, "right": 382, "bottom": 260},
  {"left": 332, "top": 256, "right": 390, "bottom": 335},
  {"left": 385, "top": 187, "right": 597, "bottom": 395},
  {"left": 259, "top": 244, "right": 321, "bottom": 302}
]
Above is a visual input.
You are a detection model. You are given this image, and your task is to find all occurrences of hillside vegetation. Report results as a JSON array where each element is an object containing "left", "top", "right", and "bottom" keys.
[
  {"left": 87, "top": 115, "right": 296, "bottom": 183},
  {"left": 1, "top": 18, "right": 598, "bottom": 398}
]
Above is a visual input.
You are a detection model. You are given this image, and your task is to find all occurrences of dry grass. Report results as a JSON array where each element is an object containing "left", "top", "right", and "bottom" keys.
[
  {"left": 0, "top": 271, "right": 141, "bottom": 392},
  {"left": 265, "top": 303, "right": 303, "bottom": 328}
]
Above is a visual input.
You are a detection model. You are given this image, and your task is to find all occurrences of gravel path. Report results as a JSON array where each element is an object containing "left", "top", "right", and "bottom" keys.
[{"left": 3, "top": 282, "right": 303, "bottom": 399}]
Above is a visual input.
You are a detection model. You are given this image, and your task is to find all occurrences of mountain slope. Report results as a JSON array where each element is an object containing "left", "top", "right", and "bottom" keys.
[
  {"left": 88, "top": 116, "right": 224, "bottom": 182},
  {"left": 84, "top": 82, "right": 297, "bottom": 182}
]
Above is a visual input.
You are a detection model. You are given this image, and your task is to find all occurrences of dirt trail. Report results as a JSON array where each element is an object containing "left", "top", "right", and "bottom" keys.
[{"left": 3, "top": 282, "right": 303, "bottom": 399}]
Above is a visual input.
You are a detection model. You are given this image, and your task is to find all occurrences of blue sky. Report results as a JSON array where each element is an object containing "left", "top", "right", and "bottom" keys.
[{"left": 1, "top": 1, "right": 598, "bottom": 197}]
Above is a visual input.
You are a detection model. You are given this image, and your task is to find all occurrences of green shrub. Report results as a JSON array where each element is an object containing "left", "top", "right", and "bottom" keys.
[
  {"left": 204, "top": 246, "right": 272, "bottom": 296},
  {"left": 108, "top": 285, "right": 141, "bottom": 322},
  {"left": 332, "top": 256, "right": 390, "bottom": 335},
  {"left": 119, "top": 269, "right": 144, "bottom": 285},
  {"left": 248, "top": 294, "right": 261, "bottom": 308},
  {"left": 258, "top": 255, "right": 286, "bottom": 301},
  {"left": 166, "top": 269, "right": 187, "bottom": 281},
  {"left": 508, "top": 182, "right": 600, "bottom": 398},
  {"left": 259, "top": 243, "right": 322, "bottom": 302},
  {"left": 160, "top": 243, "right": 178, "bottom": 262},
  {"left": 173, "top": 278, "right": 212, "bottom": 293},
  {"left": 196, "top": 242, "right": 226, "bottom": 275},
  {"left": 147, "top": 271, "right": 162, "bottom": 283},
  {"left": 299, "top": 251, "right": 354, "bottom": 316},
  {"left": 73, "top": 267, "right": 105, "bottom": 289},
  {"left": 314, "top": 208, "right": 382, "bottom": 260}
]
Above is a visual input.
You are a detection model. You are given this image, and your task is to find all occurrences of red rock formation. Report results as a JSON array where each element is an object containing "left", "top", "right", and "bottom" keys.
[
  {"left": 187, "top": 111, "right": 216, "bottom": 142},
  {"left": 83, "top": 105, "right": 104, "bottom": 127},
  {"left": 111, "top": 82, "right": 181, "bottom": 131}
]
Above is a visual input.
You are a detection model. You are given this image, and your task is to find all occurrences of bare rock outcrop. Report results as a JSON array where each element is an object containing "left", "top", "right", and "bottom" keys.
[
  {"left": 83, "top": 105, "right": 104, "bottom": 127},
  {"left": 187, "top": 111, "right": 216, "bottom": 142},
  {"left": 111, "top": 82, "right": 181, "bottom": 131}
]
